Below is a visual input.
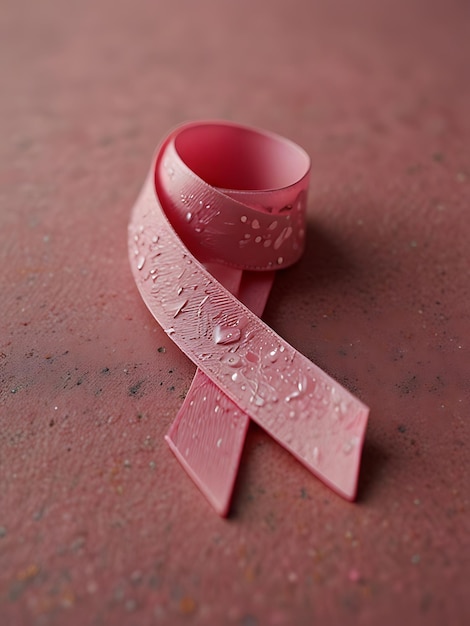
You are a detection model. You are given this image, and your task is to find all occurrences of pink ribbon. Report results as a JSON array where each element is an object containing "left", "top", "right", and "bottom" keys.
[{"left": 128, "top": 121, "right": 369, "bottom": 515}]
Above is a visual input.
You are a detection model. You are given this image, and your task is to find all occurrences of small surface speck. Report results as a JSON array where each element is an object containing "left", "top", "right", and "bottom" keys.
[
  {"left": 179, "top": 596, "right": 197, "bottom": 614},
  {"left": 348, "top": 568, "right": 361, "bottom": 582},
  {"left": 288, "top": 572, "right": 298, "bottom": 583},
  {"left": 128, "top": 380, "right": 144, "bottom": 396},
  {"left": 130, "top": 570, "right": 142, "bottom": 584}
]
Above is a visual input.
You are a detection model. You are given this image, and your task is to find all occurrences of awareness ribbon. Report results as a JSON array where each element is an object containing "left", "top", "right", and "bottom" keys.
[{"left": 128, "top": 121, "right": 369, "bottom": 515}]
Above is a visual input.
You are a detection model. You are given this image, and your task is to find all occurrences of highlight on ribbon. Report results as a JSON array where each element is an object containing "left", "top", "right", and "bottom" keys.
[{"left": 128, "top": 121, "right": 369, "bottom": 515}]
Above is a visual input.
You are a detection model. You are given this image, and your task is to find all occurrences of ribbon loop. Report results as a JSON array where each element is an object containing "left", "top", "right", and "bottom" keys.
[
  {"left": 157, "top": 122, "right": 310, "bottom": 270},
  {"left": 129, "top": 121, "right": 369, "bottom": 515}
]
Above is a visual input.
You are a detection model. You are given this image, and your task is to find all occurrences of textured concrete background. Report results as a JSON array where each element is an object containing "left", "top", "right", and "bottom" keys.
[{"left": 1, "top": 0, "right": 469, "bottom": 624}]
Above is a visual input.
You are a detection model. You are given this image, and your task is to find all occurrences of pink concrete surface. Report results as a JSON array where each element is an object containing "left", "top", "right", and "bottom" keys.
[{"left": 0, "top": 0, "right": 469, "bottom": 624}]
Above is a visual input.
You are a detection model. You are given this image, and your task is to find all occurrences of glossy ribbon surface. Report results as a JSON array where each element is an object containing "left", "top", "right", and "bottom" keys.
[{"left": 128, "top": 121, "right": 369, "bottom": 515}]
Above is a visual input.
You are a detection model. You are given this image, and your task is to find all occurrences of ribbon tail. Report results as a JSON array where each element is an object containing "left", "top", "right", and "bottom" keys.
[
  {"left": 166, "top": 370, "right": 250, "bottom": 516},
  {"left": 261, "top": 402, "right": 369, "bottom": 502},
  {"left": 166, "top": 272, "right": 275, "bottom": 516}
]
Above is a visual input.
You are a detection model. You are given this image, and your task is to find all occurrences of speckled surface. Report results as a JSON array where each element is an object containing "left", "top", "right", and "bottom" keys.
[{"left": 0, "top": 0, "right": 469, "bottom": 624}]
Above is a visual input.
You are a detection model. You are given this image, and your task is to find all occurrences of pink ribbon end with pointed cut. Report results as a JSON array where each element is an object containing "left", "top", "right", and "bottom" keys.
[{"left": 128, "top": 121, "right": 369, "bottom": 515}]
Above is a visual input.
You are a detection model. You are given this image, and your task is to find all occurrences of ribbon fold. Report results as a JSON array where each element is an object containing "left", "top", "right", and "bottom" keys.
[{"left": 128, "top": 121, "right": 369, "bottom": 515}]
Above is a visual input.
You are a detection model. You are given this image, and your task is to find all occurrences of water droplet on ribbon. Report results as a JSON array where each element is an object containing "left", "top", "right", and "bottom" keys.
[
  {"left": 213, "top": 325, "right": 241, "bottom": 345},
  {"left": 136, "top": 255, "right": 146, "bottom": 270},
  {"left": 173, "top": 299, "right": 188, "bottom": 318},
  {"left": 286, "top": 374, "right": 307, "bottom": 401},
  {"left": 236, "top": 315, "right": 249, "bottom": 329},
  {"left": 251, "top": 395, "right": 265, "bottom": 407},
  {"left": 221, "top": 353, "right": 242, "bottom": 368},
  {"left": 333, "top": 398, "right": 348, "bottom": 419},
  {"left": 285, "top": 390, "right": 300, "bottom": 402},
  {"left": 343, "top": 436, "right": 360, "bottom": 455},
  {"left": 246, "top": 352, "right": 258, "bottom": 363},
  {"left": 268, "top": 348, "right": 278, "bottom": 363}
]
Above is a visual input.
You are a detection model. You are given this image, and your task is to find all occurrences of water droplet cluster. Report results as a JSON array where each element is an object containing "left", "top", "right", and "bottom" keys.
[{"left": 131, "top": 213, "right": 362, "bottom": 475}]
